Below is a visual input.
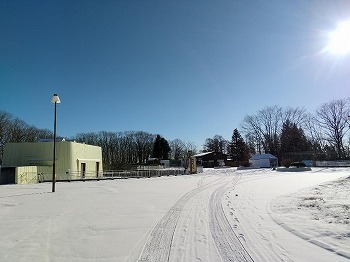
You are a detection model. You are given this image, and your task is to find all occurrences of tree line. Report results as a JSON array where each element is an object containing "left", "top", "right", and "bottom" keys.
[
  {"left": 1, "top": 97, "right": 349, "bottom": 168},
  {"left": 0, "top": 110, "right": 53, "bottom": 163},
  {"left": 74, "top": 132, "right": 198, "bottom": 169},
  {"left": 202, "top": 98, "right": 350, "bottom": 163},
  {"left": 0, "top": 110, "right": 198, "bottom": 169}
]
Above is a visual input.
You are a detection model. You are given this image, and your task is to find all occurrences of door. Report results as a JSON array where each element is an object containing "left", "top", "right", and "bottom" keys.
[
  {"left": 81, "top": 163, "right": 86, "bottom": 178},
  {"left": 96, "top": 162, "right": 100, "bottom": 178}
]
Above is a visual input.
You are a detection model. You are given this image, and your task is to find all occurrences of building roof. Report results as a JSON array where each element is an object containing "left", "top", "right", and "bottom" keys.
[
  {"left": 250, "top": 153, "right": 277, "bottom": 160},
  {"left": 193, "top": 151, "right": 228, "bottom": 158},
  {"left": 193, "top": 151, "right": 215, "bottom": 157}
]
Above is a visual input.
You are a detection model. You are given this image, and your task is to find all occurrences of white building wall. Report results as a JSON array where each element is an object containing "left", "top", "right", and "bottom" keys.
[
  {"left": 250, "top": 159, "right": 271, "bottom": 168},
  {"left": 3, "top": 141, "right": 103, "bottom": 182}
]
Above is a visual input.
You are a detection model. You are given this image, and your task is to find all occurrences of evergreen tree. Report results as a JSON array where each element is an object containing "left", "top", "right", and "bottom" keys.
[
  {"left": 280, "top": 120, "right": 310, "bottom": 154},
  {"left": 152, "top": 135, "right": 171, "bottom": 160},
  {"left": 230, "top": 129, "right": 249, "bottom": 163}
]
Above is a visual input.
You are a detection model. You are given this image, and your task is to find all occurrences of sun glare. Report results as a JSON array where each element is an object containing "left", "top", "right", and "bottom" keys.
[{"left": 327, "top": 20, "right": 350, "bottom": 55}]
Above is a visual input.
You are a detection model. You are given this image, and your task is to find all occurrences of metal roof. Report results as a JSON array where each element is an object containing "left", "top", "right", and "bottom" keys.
[{"left": 250, "top": 153, "right": 277, "bottom": 160}]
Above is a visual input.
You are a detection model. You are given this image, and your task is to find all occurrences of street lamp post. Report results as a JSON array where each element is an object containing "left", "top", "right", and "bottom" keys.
[{"left": 51, "top": 94, "right": 60, "bottom": 193}]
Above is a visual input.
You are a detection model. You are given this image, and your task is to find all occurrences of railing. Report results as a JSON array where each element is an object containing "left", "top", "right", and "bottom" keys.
[
  {"left": 315, "top": 160, "right": 350, "bottom": 167},
  {"left": 17, "top": 172, "right": 39, "bottom": 184},
  {"left": 38, "top": 168, "right": 185, "bottom": 182},
  {"left": 3, "top": 168, "right": 185, "bottom": 184},
  {"left": 103, "top": 168, "right": 185, "bottom": 179}
]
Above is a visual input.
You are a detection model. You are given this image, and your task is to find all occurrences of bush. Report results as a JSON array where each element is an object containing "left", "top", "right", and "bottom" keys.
[
  {"left": 225, "top": 160, "right": 239, "bottom": 167},
  {"left": 241, "top": 161, "right": 252, "bottom": 167},
  {"left": 281, "top": 159, "right": 293, "bottom": 168},
  {"left": 290, "top": 162, "right": 306, "bottom": 168}
]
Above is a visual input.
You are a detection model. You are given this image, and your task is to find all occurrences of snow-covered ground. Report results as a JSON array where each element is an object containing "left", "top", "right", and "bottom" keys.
[{"left": 0, "top": 168, "right": 349, "bottom": 261}]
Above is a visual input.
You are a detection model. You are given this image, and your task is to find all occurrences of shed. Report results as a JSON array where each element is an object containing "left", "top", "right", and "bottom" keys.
[
  {"left": 2, "top": 140, "right": 103, "bottom": 183},
  {"left": 249, "top": 154, "right": 278, "bottom": 168},
  {"left": 193, "top": 151, "right": 228, "bottom": 168}
]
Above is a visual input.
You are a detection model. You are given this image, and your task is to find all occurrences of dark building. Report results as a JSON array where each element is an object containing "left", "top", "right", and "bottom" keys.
[
  {"left": 0, "top": 167, "right": 15, "bottom": 185},
  {"left": 193, "top": 151, "right": 228, "bottom": 168}
]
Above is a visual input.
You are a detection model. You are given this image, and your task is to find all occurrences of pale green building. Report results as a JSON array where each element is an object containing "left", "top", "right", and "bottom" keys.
[{"left": 2, "top": 140, "right": 103, "bottom": 183}]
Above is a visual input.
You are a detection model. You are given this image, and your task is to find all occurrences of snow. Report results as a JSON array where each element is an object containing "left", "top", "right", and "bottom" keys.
[
  {"left": 270, "top": 169, "right": 350, "bottom": 258},
  {"left": 0, "top": 168, "right": 349, "bottom": 261}
]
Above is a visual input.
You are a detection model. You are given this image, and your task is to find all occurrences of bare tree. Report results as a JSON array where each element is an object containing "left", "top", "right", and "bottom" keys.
[
  {"left": 315, "top": 99, "right": 350, "bottom": 159},
  {"left": 134, "top": 131, "right": 155, "bottom": 163},
  {"left": 241, "top": 106, "right": 281, "bottom": 156},
  {"left": 0, "top": 110, "right": 53, "bottom": 162},
  {"left": 0, "top": 111, "right": 12, "bottom": 160},
  {"left": 241, "top": 106, "right": 307, "bottom": 157},
  {"left": 184, "top": 141, "right": 198, "bottom": 156},
  {"left": 180, "top": 141, "right": 198, "bottom": 168},
  {"left": 169, "top": 139, "right": 185, "bottom": 161},
  {"left": 203, "top": 135, "right": 228, "bottom": 154},
  {"left": 303, "top": 114, "right": 327, "bottom": 152},
  {"left": 75, "top": 130, "right": 155, "bottom": 169},
  {"left": 282, "top": 107, "right": 307, "bottom": 127}
]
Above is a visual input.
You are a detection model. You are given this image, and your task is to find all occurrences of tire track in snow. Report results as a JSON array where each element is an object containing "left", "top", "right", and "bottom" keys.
[
  {"left": 209, "top": 172, "right": 254, "bottom": 262},
  {"left": 138, "top": 175, "right": 228, "bottom": 262},
  {"left": 227, "top": 172, "right": 292, "bottom": 261}
]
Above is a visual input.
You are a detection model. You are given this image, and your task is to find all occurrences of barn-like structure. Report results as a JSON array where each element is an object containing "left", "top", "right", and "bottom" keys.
[{"left": 193, "top": 151, "right": 228, "bottom": 168}]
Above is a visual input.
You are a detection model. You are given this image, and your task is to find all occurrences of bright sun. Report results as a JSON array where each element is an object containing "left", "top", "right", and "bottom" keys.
[{"left": 327, "top": 20, "right": 350, "bottom": 55}]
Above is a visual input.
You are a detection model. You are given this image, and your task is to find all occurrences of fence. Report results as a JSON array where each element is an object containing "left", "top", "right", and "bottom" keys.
[
  {"left": 103, "top": 168, "right": 185, "bottom": 179},
  {"left": 17, "top": 171, "right": 39, "bottom": 184},
  {"left": 38, "top": 168, "right": 185, "bottom": 182},
  {"left": 1, "top": 167, "right": 186, "bottom": 184},
  {"left": 316, "top": 160, "right": 350, "bottom": 167}
]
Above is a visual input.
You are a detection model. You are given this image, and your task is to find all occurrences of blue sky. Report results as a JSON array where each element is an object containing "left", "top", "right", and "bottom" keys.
[{"left": 1, "top": 0, "right": 349, "bottom": 149}]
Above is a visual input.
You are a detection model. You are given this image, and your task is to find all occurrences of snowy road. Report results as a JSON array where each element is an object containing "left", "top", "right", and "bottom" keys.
[
  {"left": 138, "top": 168, "right": 349, "bottom": 262},
  {"left": 0, "top": 168, "right": 349, "bottom": 262},
  {"left": 138, "top": 171, "right": 253, "bottom": 262}
]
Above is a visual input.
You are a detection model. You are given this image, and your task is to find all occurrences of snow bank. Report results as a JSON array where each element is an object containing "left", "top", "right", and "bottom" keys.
[{"left": 270, "top": 170, "right": 350, "bottom": 259}]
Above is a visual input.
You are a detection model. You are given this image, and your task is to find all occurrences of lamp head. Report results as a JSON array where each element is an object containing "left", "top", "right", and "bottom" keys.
[{"left": 51, "top": 94, "right": 61, "bottom": 104}]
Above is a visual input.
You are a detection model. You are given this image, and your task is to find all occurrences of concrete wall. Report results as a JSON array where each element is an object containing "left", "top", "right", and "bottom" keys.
[{"left": 15, "top": 166, "right": 38, "bottom": 184}]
